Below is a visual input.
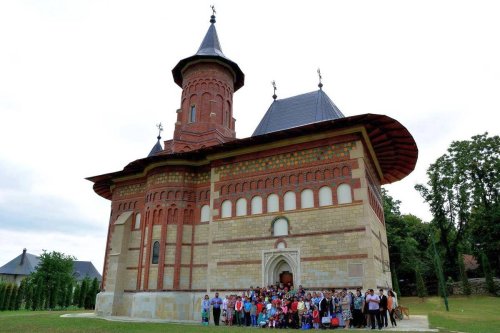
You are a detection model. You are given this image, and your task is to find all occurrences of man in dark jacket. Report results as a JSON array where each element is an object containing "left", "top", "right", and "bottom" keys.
[{"left": 379, "top": 289, "right": 388, "bottom": 327}]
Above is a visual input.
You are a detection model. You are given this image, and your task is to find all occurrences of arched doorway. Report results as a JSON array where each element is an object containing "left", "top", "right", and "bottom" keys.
[{"left": 262, "top": 249, "right": 300, "bottom": 287}]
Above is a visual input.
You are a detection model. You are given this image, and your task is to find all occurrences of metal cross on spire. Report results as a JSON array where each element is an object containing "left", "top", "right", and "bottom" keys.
[
  {"left": 317, "top": 68, "right": 323, "bottom": 90},
  {"left": 156, "top": 122, "right": 163, "bottom": 140},
  {"left": 210, "top": 5, "right": 216, "bottom": 23},
  {"left": 272, "top": 80, "right": 277, "bottom": 100}
]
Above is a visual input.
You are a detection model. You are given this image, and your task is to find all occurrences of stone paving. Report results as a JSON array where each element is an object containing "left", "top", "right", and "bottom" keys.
[{"left": 62, "top": 313, "right": 438, "bottom": 331}]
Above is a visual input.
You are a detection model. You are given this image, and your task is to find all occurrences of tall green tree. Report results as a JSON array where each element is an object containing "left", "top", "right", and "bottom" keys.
[
  {"left": 481, "top": 252, "right": 497, "bottom": 294},
  {"left": 384, "top": 189, "right": 432, "bottom": 295},
  {"left": 416, "top": 133, "right": 500, "bottom": 278},
  {"left": 27, "top": 251, "right": 76, "bottom": 310},
  {"left": 458, "top": 253, "right": 471, "bottom": 295},
  {"left": 0, "top": 283, "right": 6, "bottom": 310},
  {"left": 415, "top": 266, "right": 428, "bottom": 298}
]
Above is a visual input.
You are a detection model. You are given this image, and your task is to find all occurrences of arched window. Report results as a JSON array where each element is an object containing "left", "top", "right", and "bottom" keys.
[
  {"left": 200, "top": 205, "right": 210, "bottom": 222},
  {"left": 134, "top": 213, "right": 141, "bottom": 229},
  {"left": 152, "top": 241, "right": 160, "bottom": 264},
  {"left": 337, "top": 183, "right": 353, "bottom": 204},
  {"left": 301, "top": 189, "right": 314, "bottom": 209},
  {"left": 189, "top": 105, "right": 196, "bottom": 123},
  {"left": 251, "top": 196, "right": 263, "bottom": 215},
  {"left": 267, "top": 194, "right": 279, "bottom": 213},
  {"left": 221, "top": 200, "right": 232, "bottom": 218},
  {"left": 284, "top": 191, "right": 296, "bottom": 211},
  {"left": 236, "top": 198, "right": 247, "bottom": 216},
  {"left": 276, "top": 241, "right": 286, "bottom": 249},
  {"left": 273, "top": 218, "right": 288, "bottom": 236},
  {"left": 319, "top": 186, "right": 333, "bottom": 206}
]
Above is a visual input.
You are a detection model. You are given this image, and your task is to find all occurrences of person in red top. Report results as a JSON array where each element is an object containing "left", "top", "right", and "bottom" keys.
[
  {"left": 312, "top": 305, "right": 320, "bottom": 329},
  {"left": 290, "top": 296, "right": 299, "bottom": 328},
  {"left": 234, "top": 296, "right": 243, "bottom": 327},
  {"left": 256, "top": 299, "right": 264, "bottom": 316}
]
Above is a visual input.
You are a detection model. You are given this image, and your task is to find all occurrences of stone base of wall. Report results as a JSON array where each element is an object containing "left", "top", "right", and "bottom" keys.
[
  {"left": 451, "top": 277, "right": 500, "bottom": 296},
  {"left": 95, "top": 291, "right": 205, "bottom": 321}
]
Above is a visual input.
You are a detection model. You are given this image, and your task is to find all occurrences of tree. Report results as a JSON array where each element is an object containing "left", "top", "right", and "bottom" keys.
[
  {"left": 87, "top": 278, "right": 100, "bottom": 310},
  {"left": 3, "top": 284, "right": 13, "bottom": 311},
  {"left": 416, "top": 133, "right": 500, "bottom": 278},
  {"left": 8, "top": 285, "right": 18, "bottom": 310},
  {"left": 72, "top": 283, "right": 81, "bottom": 307},
  {"left": 24, "top": 283, "right": 33, "bottom": 310},
  {"left": 384, "top": 189, "right": 432, "bottom": 295},
  {"left": 0, "top": 283, "right": 6, "bottom": 310},
  {"left": 458, "top": 253, "right": 471, "bottom": 295},
  {"left": 481, "top": 252, "right": 497, "bottom": 294},
  {"left": 27, "top": 251, "right": 75, "bottom": 310},
  {"left": 79, "top": 278, "right": 88, "bottom": 308},
  {"left": 415, "top": 266, "right": 428, "bottom": 298},
  {"left": 15, "top": 279, "right": 26, "bottom": 310}
]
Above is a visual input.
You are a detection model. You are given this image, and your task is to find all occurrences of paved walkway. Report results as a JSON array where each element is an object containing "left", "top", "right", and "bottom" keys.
[{"left": 62, "top": 313, "right": 438, "bottom": 331}]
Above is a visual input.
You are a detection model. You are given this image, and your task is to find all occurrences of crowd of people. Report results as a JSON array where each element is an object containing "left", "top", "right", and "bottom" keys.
[{"left": 201, "top": 284, "right": 400, "bottom": 329}]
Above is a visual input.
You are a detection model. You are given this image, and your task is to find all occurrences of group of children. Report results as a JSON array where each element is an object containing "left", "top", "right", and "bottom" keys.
[{"left": 203, "top": 284, "right": 399, "bottom": 329}]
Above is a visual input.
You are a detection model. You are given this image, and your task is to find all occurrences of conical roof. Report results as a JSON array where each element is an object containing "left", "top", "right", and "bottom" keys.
[
  {"left": 148, "top": 139, "right": 163, "bottom": 157},
  {"left": 172, "top": 15, "right": 244, "bottom": 91},
  {"left": 252, "top": 89, "right": 345, "bottom": 136}
]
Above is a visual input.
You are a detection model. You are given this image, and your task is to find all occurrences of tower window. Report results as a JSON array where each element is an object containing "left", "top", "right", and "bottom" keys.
[
  {"left": 152, "top": 241, "right": 160, "bottom": 264},
  {"left": 189, "top": 105, "right": 196, "bottom": 123}
]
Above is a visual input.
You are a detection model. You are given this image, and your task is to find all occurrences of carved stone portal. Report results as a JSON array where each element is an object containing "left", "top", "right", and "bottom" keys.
[{"left": 262, "top": 249, "right": 300, "bottom": 287}]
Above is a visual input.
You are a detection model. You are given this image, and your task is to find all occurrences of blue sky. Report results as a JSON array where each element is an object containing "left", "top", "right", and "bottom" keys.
[{"left": 1, "top": 0, "right": 499, "bottom": 273}]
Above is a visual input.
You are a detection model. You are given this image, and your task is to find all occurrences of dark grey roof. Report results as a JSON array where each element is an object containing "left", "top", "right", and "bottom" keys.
[
  {"left": 0, "top": 250, "right": 101, "bottom": 282},
  {"left": 172, "top": 15, "right": 244, "bottom": 91},
  {"left": 148, "top": 139, "right": 163, "bottom": 157},
  {"left": 72, "top": 261, "right": 102, "bottom": 282},
  {"left": 252, "top": 89, "right": 345, "bottom": 136},
  {"left": 0, "top": 251, "right": 40, "bottom": 276},
  {"left": 196, "top": 22, "right": 225, "bottom": 57}
]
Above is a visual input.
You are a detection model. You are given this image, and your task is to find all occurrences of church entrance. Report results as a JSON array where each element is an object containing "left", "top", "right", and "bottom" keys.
[
  {"left": 262, "top": 249, "right": 300, "bottom": 287},
  {"left": 280, "top": 271, "right": 293, "bottom": 286}
]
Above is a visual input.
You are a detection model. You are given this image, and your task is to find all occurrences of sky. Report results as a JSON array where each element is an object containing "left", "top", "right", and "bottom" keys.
[{"left": 0, "top": 0, "right": 499, "bottom": 274}]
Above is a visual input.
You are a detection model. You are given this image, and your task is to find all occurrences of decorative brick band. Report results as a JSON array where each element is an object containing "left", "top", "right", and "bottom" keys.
[
  {"left": 217, "top": 260, "right": 261, "bottom": 266},
  {"left": 128, "top": 247, "right": 140, "bottom": 251},
  {"left": 213, "top": 227, "right": 366, "bottom": 245},
  {"left": 164, "top": 264, "right": 208, "bottom": 268},
  {"left": 165, "top": 242, "right": 208, "bottom": 247},
  {"left": 302, "top": 254, "right": 368, "bottom": 262}
]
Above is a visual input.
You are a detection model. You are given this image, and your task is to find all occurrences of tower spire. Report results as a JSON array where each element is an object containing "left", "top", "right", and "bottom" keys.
[
  {"left": 210, "top": 5, "right": 216, "bottom": 23},
  {"left": 317, "top": 68, "right": 323, "bottom": 90}
]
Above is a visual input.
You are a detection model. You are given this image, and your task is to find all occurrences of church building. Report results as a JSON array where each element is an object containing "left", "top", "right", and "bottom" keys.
[{"left": 88, "top": 12, "right": 418, "bottom": 320}]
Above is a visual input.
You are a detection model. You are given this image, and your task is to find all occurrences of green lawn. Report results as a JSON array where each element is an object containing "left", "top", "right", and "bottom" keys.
[
  {"left": 0, "top": 296, "right": 498, "bottom": 333},
  {"left": 399, "top": 296, "right": 499, "bottom": 333}
]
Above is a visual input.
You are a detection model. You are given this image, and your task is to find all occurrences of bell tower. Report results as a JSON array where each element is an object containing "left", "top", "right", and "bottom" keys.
[{"left": 168, "top": 11, "right": 245, "bottom": 153}]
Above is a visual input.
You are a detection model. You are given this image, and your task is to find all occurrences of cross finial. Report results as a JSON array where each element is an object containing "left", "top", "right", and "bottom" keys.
[
  {"left": 272, "top": 80, "right": 277, "bottom": 100},
  {"left": 156, "top": 122, "right": 163, "bottom": 140},
  {"left": 210, "top": 5, "right": 216, "bottom": 23},
  {"left": 317, "top": 68, "right": 323, "bottom": 90}
]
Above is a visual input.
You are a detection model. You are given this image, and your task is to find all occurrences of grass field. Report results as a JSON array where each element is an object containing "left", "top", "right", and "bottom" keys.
[
  {"left": 0, "top": 296, "right": 498, "bottom": 333},
  {"left": 400, "top": 296, "right": 499, "bottom": 333}
]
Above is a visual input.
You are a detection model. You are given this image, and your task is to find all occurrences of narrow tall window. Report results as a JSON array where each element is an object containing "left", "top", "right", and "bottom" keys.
[
  {"left": 337, "top": 183, "right": 353, "bottom": 204},
  {"left": 152, "top": 241, "right": 160, "bottom": 264},
  {"left": 284, "top": 191, "right": 296, "bottom": 211},
  {"left": 267, "top": 194, "right": 279, "bottom": 213},
  {"left": 236, "top": 198, "right": 247, "bottom": 216},
  {"left": 134, "top": 213, "right": 141, "bottom": 229},
  {"left": 189, "top": 105, "right": 196, "bottom": 123},
  {"left": 221, "top": 200, "right": 232, "bottom": 218},
  {"left": 251, "top": 196, "right": 263, "bottom": 215},
  {"left": 301, "top": 189, "right": 314, "bottom": 209},
  {"left": 200, "top": 205, "right": 210, "bottom": 222},
  {"left": 319, "top": 186, "right": 333, "bottom": 206}
]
